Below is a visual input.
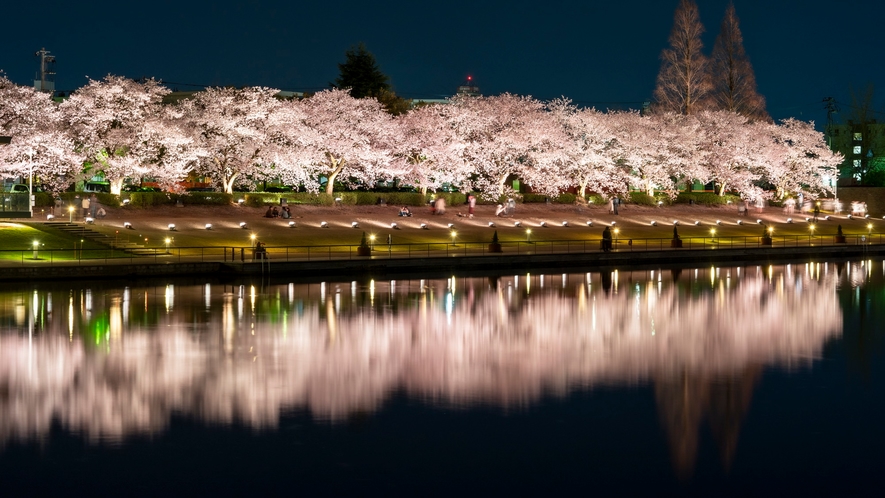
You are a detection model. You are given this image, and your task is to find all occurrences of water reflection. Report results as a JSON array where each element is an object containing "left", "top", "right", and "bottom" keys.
[{"left": 0, "top": 262, "right": 858, "bottom": 470}]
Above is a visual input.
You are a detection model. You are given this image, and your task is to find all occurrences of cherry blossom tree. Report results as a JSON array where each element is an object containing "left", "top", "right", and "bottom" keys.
[
  {"left": 694, "top": 110, "right": 763, "bottom": 197},
  {"left": 296, "top": 89, "right": 395, "bottom": 195},
  {"left": 390, "top": 104, "right": 469, "bottom": 195},
  {"left": 0, "top": 76, "right": 78, "bottom": 193},
  {"left": 61, "top": 76, "right": 170, "bottom": 194},
  {"left": 547, "top": 100, "right": 626, "bottom": 198},
  {"left": 757, "top": 119, "right": 842, "bottom": 199},
  {"left": 176, "top": 86, "right": 282, "bottom": 194},
  {"left": 608, "top": 111, "right": 696, "bottom": 197},
  {"left": 449, "top": 93, "right": 568, "bottom": 200}
]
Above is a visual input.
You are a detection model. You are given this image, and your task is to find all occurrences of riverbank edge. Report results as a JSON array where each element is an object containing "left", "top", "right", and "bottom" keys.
[{"left": 1, "top": 244, "right": 881, "bottom": 282}]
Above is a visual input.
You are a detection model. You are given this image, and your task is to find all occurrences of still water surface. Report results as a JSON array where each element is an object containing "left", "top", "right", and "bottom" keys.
[{"left": 0, "top": 262, "right": 883, "bottom": 496}]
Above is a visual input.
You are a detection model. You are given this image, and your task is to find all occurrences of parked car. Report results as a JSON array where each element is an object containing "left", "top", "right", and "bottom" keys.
[{"left": 5, "top": 184, "right": 43, "bottom": 193}]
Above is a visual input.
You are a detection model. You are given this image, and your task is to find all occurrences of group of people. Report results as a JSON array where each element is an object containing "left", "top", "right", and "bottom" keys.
[{"left": 264, "top": 205, "right": 292, "bottom": 219}]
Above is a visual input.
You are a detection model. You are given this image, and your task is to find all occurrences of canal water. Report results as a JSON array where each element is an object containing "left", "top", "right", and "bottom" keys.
[{"left": 0, "top": 261, "right": 882, "bottom": 496}]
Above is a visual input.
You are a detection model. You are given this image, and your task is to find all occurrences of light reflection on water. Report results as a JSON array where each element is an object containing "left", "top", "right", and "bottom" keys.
[{"left": 0, "top": 261, "right": 860, "bottom": 459}]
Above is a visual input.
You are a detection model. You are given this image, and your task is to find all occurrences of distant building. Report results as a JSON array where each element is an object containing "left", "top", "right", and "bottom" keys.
[{"left": 828, "top": 120, "right": 885, "bottom": 185}]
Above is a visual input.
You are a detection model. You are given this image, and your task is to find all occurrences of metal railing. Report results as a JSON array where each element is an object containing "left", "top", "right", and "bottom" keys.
[{"left": 1, "top": 233, "right": 882, "bottom": 266}]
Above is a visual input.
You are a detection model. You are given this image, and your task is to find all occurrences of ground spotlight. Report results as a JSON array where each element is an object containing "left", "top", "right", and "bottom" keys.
[
  {"left": 586, "top": 221, "right": 593, "bottom": 226},
  {"left": 320, "top": 221, "right": 328, "bottom": 228},
  {"left": 448, "top": 223, "right": 455, "bottom": 228},
  {"left": 489, "top": 222, "right": 496, "bottom": 227},
  {"left": 122, "top": 199, "right": 130, "bottom": 205},
  {"left": 514, "top": 221, "right": 521, "bottom": 227},
  {"left": 561, "top": 221, "right": 569, "bottom": 227},
  {"left": 847, "top": 214, "right": 853, "bottom": 219},
  {"left": 756, "top": 219, "right": 763, "bottom": 224},
  {"left": 351, "top": 221, "right": 359, "bottom": 228},
  {"left": 694, "top": 220, "right": 700, "bottom": 225},
  {"left": 46, "top": 214, "right": 54, "bottom": 220},
  {"left": 288, "top": 221, "right": 296, "bottom": 228},
  {"left": 737, "top": 219, "right": 743, "bottom": 225},
  {"left": 716, "top": 220, "right": 722, "bottom": 225},
  {"left": 237, "top": 199, "right": 245, "bottom": 205},
  {"left": 650, "top": 220, "right": 657, "bottom": 226},
  {"left": 787, "top": 218, "right": 793, "bottom": 223},
  {"left": 391, "top": 222, "right": 398, "bottom": 229},
  {"left": 420, "top": 223, "right": 428, "bottom": 229},
  {"left": 124, "top": 222, "right": 133, "bottom": 229},
  {"left": 825, "top": 215, "right": 831, "bottom": 221},
  {"left": 673, "top": 220, "right": 679, "bottom": 225},
  {"left": 205, "top": 223, "right": 213, "bottom": 230},
  {"left": 85, "top": 217, "right": 95, "bottom": 224},
  {"left": 240, "top": 222, "right": 248, "bottom": 229},
  {"left": 540, "top": 221, "right": 547, "bottom": 227},
  {"left": 168, "top": 223, "right": 176, "bottom": 231}
]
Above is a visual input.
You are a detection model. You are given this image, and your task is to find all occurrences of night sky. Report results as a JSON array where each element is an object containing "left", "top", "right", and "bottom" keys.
[{"left": 2, "top": 0, "right": 883, "bottom": 128}]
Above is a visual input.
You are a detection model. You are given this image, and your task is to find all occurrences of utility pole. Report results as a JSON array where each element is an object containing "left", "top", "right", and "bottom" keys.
[{"left": 34, "top": 48, "right": 56, "bottom": 95}]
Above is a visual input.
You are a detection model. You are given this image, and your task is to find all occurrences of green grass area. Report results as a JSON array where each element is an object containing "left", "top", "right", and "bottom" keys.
[{"left": 0, "top": 223, "right": 113, "bottom": 261}]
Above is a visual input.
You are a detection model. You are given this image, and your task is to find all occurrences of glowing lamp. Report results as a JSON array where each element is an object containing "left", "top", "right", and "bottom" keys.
[
  {"left": 561, "top": 221, "right": 569, "bottom": 227},
  {"left": 85, "top": 217, "right": 94, "bottom": 224},
  {"left": 288, "top": 221, "right": 296, "bottom": 228},
  {"left": 351, "top": 221, "right": 359, "bottom": 228},
  {"left": 320, "top": 221, "right": 328, "bottom": 228},
  {"left": 489, "top": 222, "right": 496, "bottom": 227},
  {"left": 168, "top": 223, "right": 176, "bottom": 231},
  {"left": 205, "top": 223, "right": 213, "bottom": 230},
  {"left": 240, "top": 222, "right": 248, "bottom": 229}
]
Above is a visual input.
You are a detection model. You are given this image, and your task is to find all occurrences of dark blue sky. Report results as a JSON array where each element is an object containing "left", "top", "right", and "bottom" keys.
[{"left": 3, "top": 0, "right": 882, "bottom": 128}]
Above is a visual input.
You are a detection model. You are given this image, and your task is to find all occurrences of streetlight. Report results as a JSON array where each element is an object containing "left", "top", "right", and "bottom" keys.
[
  {"left": 369, "top": 234, "right": 376, "bottom": 250},
  {"left": 250, "top": 233, "right": 257, "bottom": 248},
  {"left": 525, "top": 228, "right": 532, "bottom": 243},
  {"left": 450, "top": 230, "right": 457, "bottom": 246},
  {"left": 165, "top": 237, "right": 171, "bottom": 254},
  {"left": 68, "top": 205, "right": 74, "bottom": 223},
  {"left": 32, "top": 240, "right": 39, "bottom": 260}
]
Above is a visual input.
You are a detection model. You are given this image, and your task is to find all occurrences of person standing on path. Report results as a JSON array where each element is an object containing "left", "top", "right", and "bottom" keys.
[
  {"left": 467, "top": 195, "right": 476, "bottom": 219},
  {"left": 81, "top": 196, "right": 90, "bottom": 218}
]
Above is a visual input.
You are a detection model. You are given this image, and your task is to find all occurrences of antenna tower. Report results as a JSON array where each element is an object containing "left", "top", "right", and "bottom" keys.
[{"left": 34, "top": 48, "right": 56, "bottom": 94}]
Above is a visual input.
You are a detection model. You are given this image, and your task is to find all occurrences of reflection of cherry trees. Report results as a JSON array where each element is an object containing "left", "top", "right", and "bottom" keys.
[{"left": 0, "top": 264, "right": 844, "bottom": 445}]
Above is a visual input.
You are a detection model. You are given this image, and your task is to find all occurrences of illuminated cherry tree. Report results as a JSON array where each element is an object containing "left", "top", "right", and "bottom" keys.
[
  {"left": 757, "top": 118, "right": 842, "bottom": 198},
  {"left": 694, "top": 110, "right": 763, "bottom": 197},
  {"left": 548, "top": 99, "right": 627, "bottom": 198},
  {"left": 390, "top": 104, "right": 469, "bottom": 194},
  {"left": 0, "top": 76, "right": 78, "bottom": 191},
  {"left": 296, "top": 89, "right": 395, "bottom": 194},
  {"left": 449, "top": 93, "right": 568, "bottom": 199},
  {"left": 61, "top": 76, "right": 170, "bottom": 194},
  {"left": 176, "top": 86, "right": 284, "bottom": 194}
]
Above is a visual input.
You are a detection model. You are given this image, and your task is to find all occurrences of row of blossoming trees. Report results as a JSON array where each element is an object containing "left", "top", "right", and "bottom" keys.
[{"left": 0, "top": 75, "right": 842, "bottom": 200}]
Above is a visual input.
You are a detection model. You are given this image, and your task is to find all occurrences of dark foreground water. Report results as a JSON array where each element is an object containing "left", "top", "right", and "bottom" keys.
[{"left": 0, "top": 261, "right": 883, "bottom": 497}]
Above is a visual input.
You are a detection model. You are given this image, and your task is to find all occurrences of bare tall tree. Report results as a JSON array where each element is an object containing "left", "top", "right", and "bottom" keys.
[
  {"left": 709, "top": 3, "right": 769, "bottom": 121},
  {"left": 653, "top": 0, "right": 710, "bottom": 115}
]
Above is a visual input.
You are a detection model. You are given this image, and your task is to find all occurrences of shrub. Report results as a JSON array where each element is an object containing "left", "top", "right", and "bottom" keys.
[
  {"left": 34, "top": 192, "right": 54, "bottom": 207},
  {"left": 173, "top": 192, "right": 233, "bottom": 206},
  {"left": 628, "top": 192, "right": 657, "bottom": 206},
  {"left": 243, "top": 193, "right": 280, "bottom": 207},
  {"left": 127, "top": 192, "right": 172, "bottom": 207},
  {"left": 674, "top": 192, "right": 741, "bottom": 206},
  {"left": 587, "top": 194, "right": 606, "bottom": 206},
  {"left": 554, "top": 192, "right": 577, "bottom": 204}
]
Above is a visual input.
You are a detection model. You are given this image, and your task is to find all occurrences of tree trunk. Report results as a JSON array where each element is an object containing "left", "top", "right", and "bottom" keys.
[
  {"left": 717, "top": 182, "right": 727, "bottom": 196},
  {"left": 223, "top": 173, "right": 238, "bottom": 195},
  {"left": 110, "top": 178, "right": 124, "bottom": 196},
  {"left": 324, "top": 155, "right": 346, "bottom": 196}
]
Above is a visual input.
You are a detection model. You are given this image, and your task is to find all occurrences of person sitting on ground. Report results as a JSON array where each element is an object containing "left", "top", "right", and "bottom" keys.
[
  {"left": 264, "top": 206, "right": 274, "bottom": 218},
  {"left": 272, "top": 206, "right": 280, "bottom": 218},
  {"left": 281, "top": 206, "right": 291, "bottom": 219},
  {"left": 495, "top": 204, "right": 506, "bottom": 217},
  {"left": 399, "top": 206, "right": 411, "bottom": 217},
  {"left": 96, "top": 207, "right": 107, "bottom": 218}
]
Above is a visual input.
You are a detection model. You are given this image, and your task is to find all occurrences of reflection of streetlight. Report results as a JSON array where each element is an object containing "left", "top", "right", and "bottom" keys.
[
  {"left": 613, "top": 228, "right": 620, "bottom": 245},
  {"left": 369, "top": 234, "right": 376, "bottom": 250},
  {"left": 710, "top": 228, "right": 716, "bottom": 243},
  {"left": 525, "top": 228, "right": 532, "bottom": 243},
  {"left": 250, "top": 233, "right": 257, "bottom": 248},
  {"left": 68, "top": 205, "right": 74, "bottom": 223},
  {"left": 450, "top": 230, "right": 457, "bottom": 246},
  {"left": 165, "top": 237, "right": 171, "bottom": 254},
  {"left": 32, "top": 240, "right": 39, "bottom": 260}
]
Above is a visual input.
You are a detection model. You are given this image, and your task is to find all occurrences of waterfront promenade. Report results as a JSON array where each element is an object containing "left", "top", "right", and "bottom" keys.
[{"left": 2, "top": 200, "right": 883, "bottom": 280}]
